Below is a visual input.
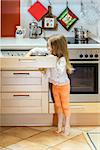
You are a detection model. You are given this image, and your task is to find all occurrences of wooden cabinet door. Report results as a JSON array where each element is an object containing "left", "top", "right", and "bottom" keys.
[{"left": 1, "top": 0, "right": 20, "bottom": 37}]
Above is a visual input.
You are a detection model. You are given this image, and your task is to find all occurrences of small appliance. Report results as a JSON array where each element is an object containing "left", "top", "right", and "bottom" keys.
[{"left": 29, "top": 21, "right": 42, "bottom": 38}]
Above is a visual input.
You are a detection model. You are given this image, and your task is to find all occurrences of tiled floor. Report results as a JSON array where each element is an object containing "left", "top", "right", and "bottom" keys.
[{"left": 0, "top": 126, "right": 99, "bottom": 150}]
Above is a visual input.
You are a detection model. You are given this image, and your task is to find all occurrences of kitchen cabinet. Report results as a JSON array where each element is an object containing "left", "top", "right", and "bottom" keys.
[
  {"left": 1, "top": 70, "right": 48, "bottom": 114},
  {"left": 0, "top": 58, "right": 1, "bottom": 119},
  {"left": 1, "top": 0, "right": 20, "bottom": 37},
  {"left": 1, "top": 38, "right": 100, "bottom": 125},
  {"left": 49, "top": 103, "right": 100, "bottom": 114}
]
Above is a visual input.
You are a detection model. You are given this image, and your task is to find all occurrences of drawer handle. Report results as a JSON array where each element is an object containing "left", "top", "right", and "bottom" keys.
[
  {"left": 19, "top": 58, "right": 36, "bottom": 61},
  {"left": 13, "top": 94, "right": 30, "bottom": 97},
  {"left": 13, "top": 73, "right": 29, "bottom": 75}
]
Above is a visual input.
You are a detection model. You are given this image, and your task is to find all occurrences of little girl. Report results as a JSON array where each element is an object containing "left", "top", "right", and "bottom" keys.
[{"left": 47, "top": 35, "right": 74, "bottom": 136}]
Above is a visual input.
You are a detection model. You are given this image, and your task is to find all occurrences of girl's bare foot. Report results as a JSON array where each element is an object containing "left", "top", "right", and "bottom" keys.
[
  {"left": 55, "top": 128, "right": 62, "bottom": 134},
  {"left": 62, "top": 126, "right": 70, "bottom": 136}
]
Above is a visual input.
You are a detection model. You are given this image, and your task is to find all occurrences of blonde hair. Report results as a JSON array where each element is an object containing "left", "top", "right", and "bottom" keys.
[{"left": 48, "top": 34, "right": 73, "bottom": 74}]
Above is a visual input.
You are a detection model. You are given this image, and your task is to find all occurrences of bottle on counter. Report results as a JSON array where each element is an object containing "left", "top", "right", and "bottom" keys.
[{"left": 15, "top": 26, "right": 26, "bottom": 38}]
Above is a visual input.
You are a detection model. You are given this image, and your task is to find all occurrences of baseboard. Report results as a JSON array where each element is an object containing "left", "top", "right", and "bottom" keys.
[
  {"left": 53, "top": 113, "right": 100, "bottom": 126},
  {"left": 1, "top": 114, "right": 53, "bottom": 126},
  {"left": 1, "top": 113, "right": 100, "bottom": 126}
]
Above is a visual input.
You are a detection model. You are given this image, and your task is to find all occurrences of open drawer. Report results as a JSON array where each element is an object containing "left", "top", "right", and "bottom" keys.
[{"left": 1, "top": 55, "right": 57, "bottom": 70}]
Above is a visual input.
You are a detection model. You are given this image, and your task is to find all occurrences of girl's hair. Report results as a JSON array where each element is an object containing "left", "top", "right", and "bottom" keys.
[{"left": 48, "top": 34, "right": 74, "bottom": 74}]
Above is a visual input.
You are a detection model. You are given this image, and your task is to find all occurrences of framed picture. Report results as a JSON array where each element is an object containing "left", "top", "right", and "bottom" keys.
[
  {"left": 44, "top": 18, "right": 55, "bottom": 28},
  {"left": 42, "top": 17, "right": 58, "bottom": 30},
  {"left": 57, "top": 8, "right": 78, "bottom": 31}
]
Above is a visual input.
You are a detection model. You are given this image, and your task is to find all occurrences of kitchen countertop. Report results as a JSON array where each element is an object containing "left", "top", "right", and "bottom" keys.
[
  {"left": 0, "top": 37, "right": 100, "bottom": 49},
  {"left": 0, "top": 38, "right": 47, "bottom": 49}
]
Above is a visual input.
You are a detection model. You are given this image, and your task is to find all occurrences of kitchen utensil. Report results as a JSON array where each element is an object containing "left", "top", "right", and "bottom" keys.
[
  {"left": 74, "top": 27, "right": 89, "bottom": 41},
  {"left": 29, "top": 21, "right": 42, "bottom": 38},
  {"left": 28, "top": 1, "right": 48, "bottom": 21},
  {"left": 15, "top": 26, "right": 26, "bottom": 38}
]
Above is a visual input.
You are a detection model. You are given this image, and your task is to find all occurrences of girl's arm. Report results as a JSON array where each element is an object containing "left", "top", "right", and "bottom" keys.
[
  {"left": 25, "top": 49, "right": 33, "bottom": 57},
  {"left": 56, "top": 57, "right": 66, "bottom": 75}
]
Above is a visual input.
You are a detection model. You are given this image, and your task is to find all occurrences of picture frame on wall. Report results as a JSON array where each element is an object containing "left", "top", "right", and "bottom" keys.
[
  {"left": 44, "top": 18, "right": 55, "bottom": 28},
  {"left": 42, "top": 5, "right": 58, "bottom": 30}
]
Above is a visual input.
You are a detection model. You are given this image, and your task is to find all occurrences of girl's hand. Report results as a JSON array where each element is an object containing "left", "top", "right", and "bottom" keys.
[
  {"left": 25, "top": 50, "right": 33, "bottom": 57},
  {"left": 67, "top": 68, "right": 75, "bottom": 74},
  {"left": 39, "top": 68, "right": 47, "bottom": 74}
]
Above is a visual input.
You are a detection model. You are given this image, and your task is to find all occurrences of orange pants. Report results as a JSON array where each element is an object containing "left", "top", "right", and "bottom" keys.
[{"left": 52, "top": 83, "right": 70, "bottom": 117}]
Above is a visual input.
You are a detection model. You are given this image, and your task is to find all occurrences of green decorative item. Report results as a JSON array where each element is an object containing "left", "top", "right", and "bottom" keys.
[{"left": 57, "top": 7, "right": 78, "bottom": 31}]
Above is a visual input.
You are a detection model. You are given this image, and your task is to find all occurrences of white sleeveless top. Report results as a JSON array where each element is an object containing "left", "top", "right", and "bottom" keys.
[{"left": 48, "top": 57, "right": 70, "bottom": 85}]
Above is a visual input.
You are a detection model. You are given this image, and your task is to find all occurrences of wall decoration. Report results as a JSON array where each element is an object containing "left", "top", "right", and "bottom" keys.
[
  {"left": 42, "top": 5, "right": 58, "bottom": 30},
  {"left": 44, "top": 18, "right": 55, "bottom": 28},
  {"left": 28, "top": 1, "right": 48, "bottom": 21},
  {"left": 57, "top": 7, "right": 78, "bottom": 31}
]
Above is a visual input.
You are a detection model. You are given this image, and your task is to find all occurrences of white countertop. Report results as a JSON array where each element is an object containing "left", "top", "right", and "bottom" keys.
[
  {"left": 0, "top": 38, "right": 47, "bottom": 49},
  {"left": 0, "top": 37, "right": 100, "bottom": 49}
]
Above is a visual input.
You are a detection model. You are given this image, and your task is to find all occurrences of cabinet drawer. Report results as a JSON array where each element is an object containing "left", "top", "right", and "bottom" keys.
[
  {"left": 2, "top": 71, "right": 42, "bottom": 85},
  {"left": 2, "top": 71, "right": 41, "bottom": 77},
  {"left": 49, "top": 103, "right": 100, "bottom": 113},
  {"left": 1, "top": 92, "right": 48, "bottom": 114},
  {"left": 1, "top": 56, "right": 56, "bottom": 69},
  {"left": 2, "top": 93, "right": 41, "bottom": 107},
  {"left": 1, "top": 70, "right": 48, "bottom": 92}
]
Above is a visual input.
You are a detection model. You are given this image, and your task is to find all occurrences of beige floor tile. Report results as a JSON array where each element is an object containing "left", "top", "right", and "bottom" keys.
[
  {"left": 50, "top": 135, "right": 91, "bottom": 150},
  {"left": 27, "top": 127, "right": 82, "bottom": 147},
  {"left": 7, "top": 140, "right": 48, "bottom": 150},
  {"left": 71, "top": 134, "right": 89, "bottom": 143},
  {"left": 54, "top": 141, "right": 91, "bottom": 150},
  {"left": 3, "top": 127, "right": 41, "bottom": 139},
  {"left": 29, "top": 126, "right": 53, "bottom": 131},
  {"left": 0, "top": 133, "right": 21, "bottom": 147},
  {"left": 0, "top": 127, "right": 12, "bottom": 133}
]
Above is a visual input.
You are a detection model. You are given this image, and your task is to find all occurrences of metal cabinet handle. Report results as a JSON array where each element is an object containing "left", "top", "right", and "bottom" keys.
[
  {"left": 13, "top": 94, "right": 30, "bottom": 97},
  {"left": 19, "top": 58, "right": 36, "bottom": 62},
  {"left": 13, "top": 73, "right": 29, "bottom": 75}
]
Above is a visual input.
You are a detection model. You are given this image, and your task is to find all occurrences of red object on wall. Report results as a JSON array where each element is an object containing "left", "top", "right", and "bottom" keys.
[
  {"left": 28, "top": 1, "right": 48, "bottom": 21},
  {"left": 1, "top": 0, "right": 20, "bottom": 37}
]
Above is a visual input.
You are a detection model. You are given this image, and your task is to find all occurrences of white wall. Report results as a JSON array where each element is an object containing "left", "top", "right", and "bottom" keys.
[{"left": 20, "top": 0, "right": 100, "bottom": 38}]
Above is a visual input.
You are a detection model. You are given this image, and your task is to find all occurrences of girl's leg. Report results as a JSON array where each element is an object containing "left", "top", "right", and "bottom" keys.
[
  {"left": 56, "top": 112, "right": 63, "bottom": 133},
  {"left": 63, "top": 115, "right": 70, "bottom": 135},
  {"left": 59, "top": 84, "right": 71, "bottom": 135},
  {"left": 52, "top": 85, "right": 63, "bottom": 133}
]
